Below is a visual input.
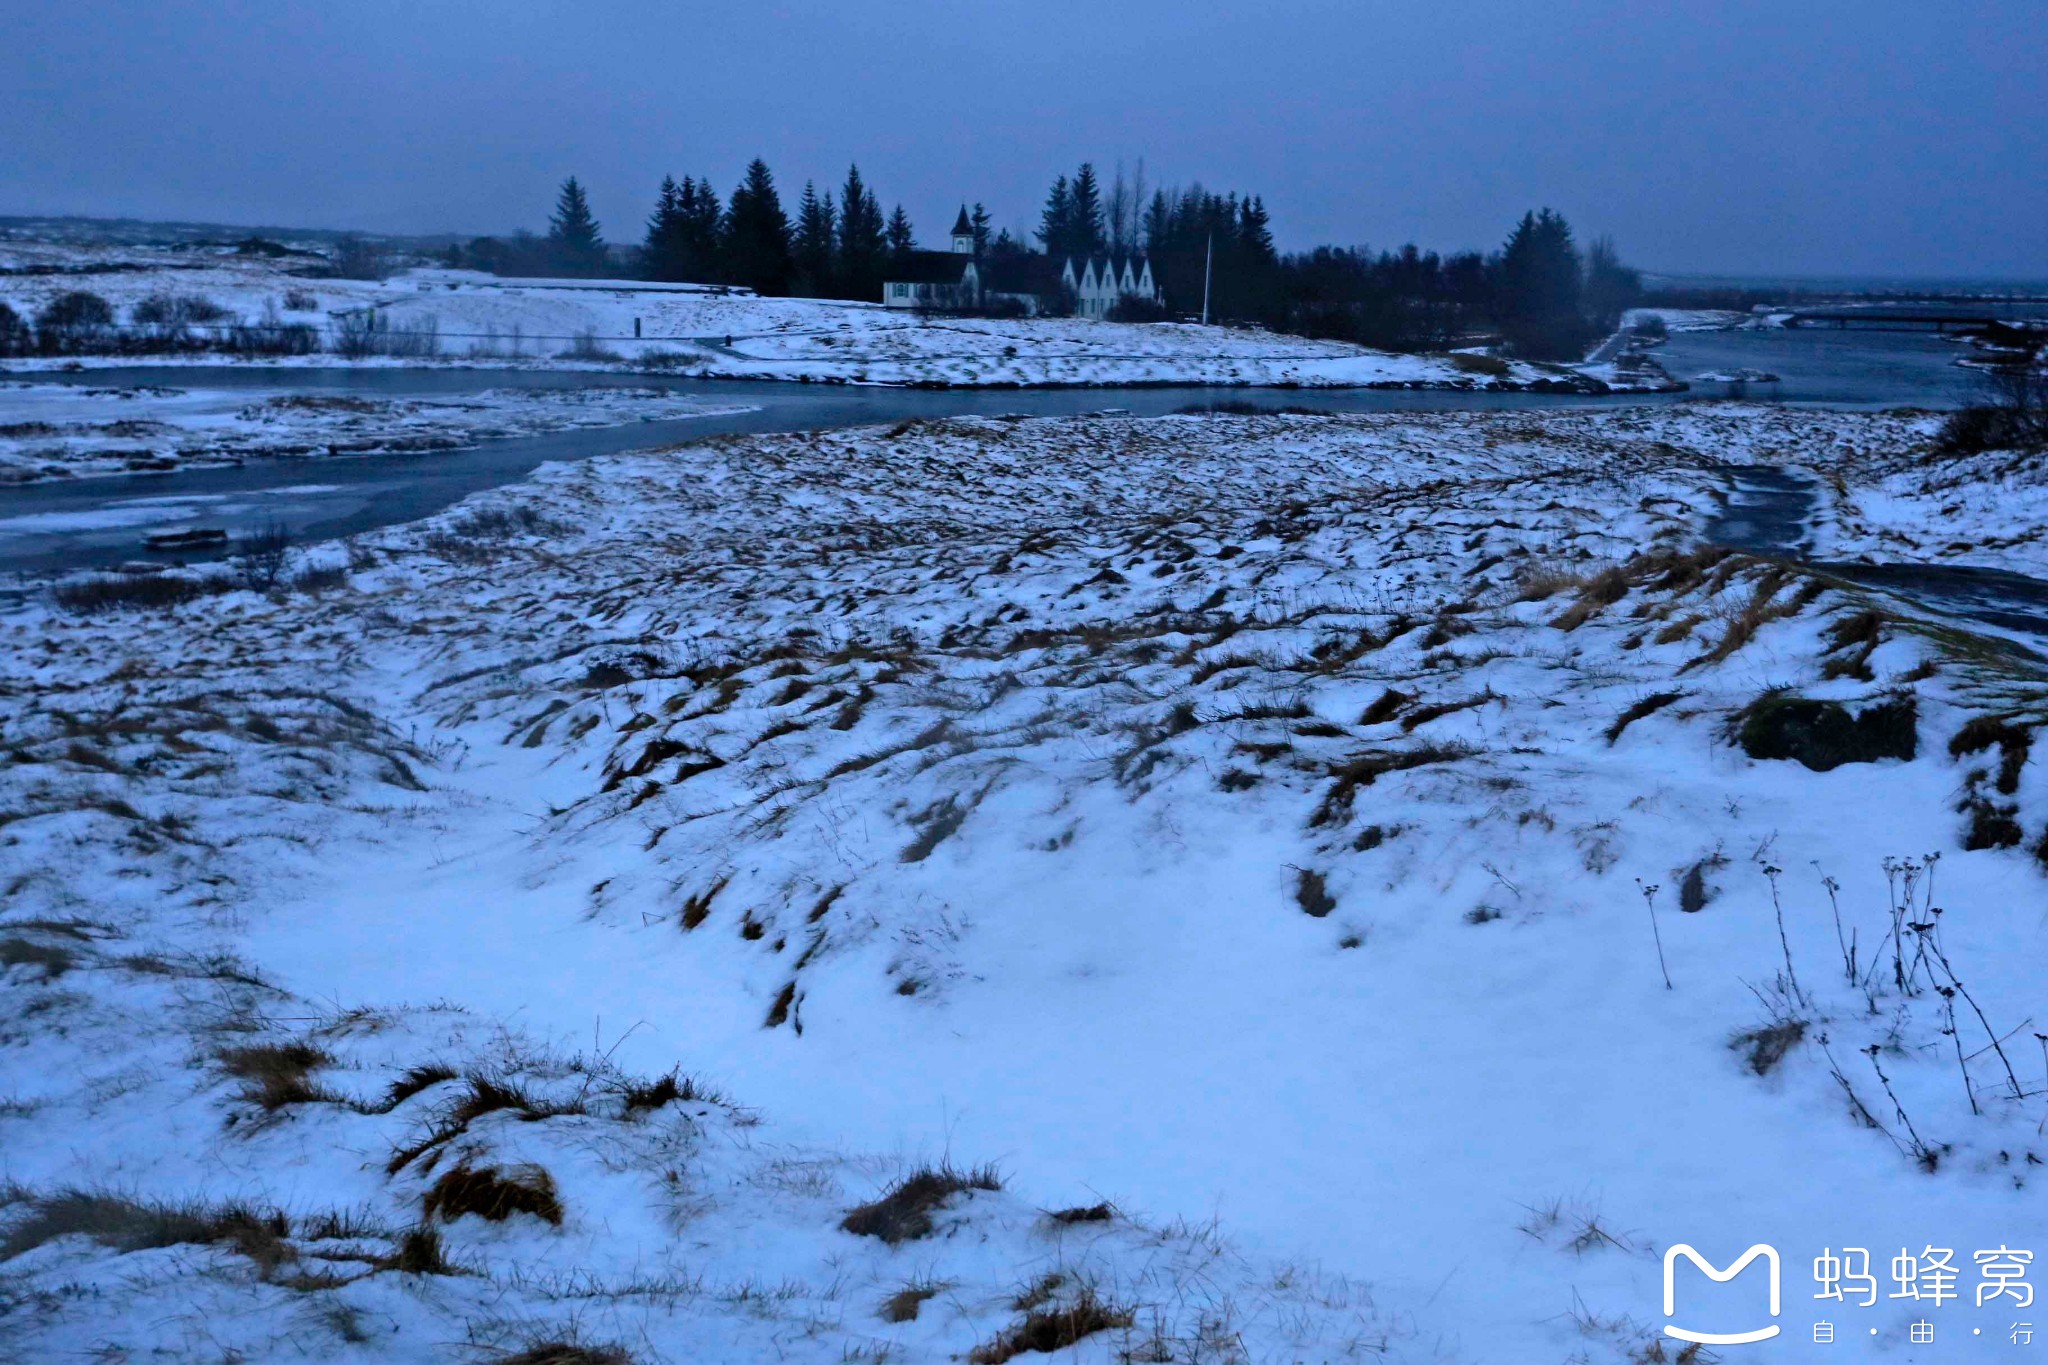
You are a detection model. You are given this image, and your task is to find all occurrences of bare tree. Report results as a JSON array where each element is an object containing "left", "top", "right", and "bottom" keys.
[
  {"left": 1988, "top": 365, "right": 2048, "bottom": 445},
  {"left": 1936, "top": 362, "right": 2048, "bottom": 454},
  {"left": 329, "top": 235, "right": 391, "bottom": 281},
  {"left": 1107, "top": 161, "right": 1132, "bottom": 256},
  {"left": 1129, "top": 157, "right": 1148, "bottom": 253},
  {"left": 237, "top": 522, "right": 292, "bottom": 591},
  {"left": 1103, "top": 158, "right": 1150, "bottom": 257}
]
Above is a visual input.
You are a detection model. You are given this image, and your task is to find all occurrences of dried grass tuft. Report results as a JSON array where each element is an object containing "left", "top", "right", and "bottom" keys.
[{"left": 841, "top": 1164, "right": 1002, "bottom": 1244}]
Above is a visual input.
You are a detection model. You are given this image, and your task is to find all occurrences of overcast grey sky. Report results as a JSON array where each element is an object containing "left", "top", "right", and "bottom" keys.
[{"left": 4, "top": 1, "right": 2043, "bottom": 278}]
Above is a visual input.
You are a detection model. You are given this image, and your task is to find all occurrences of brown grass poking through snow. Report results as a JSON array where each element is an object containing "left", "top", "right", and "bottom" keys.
[
  {"left": 1732, "top": 1019, "right": 1808, "bottom": 1076},
  {"left": 1604, "top": 691, "right": 1685, "bottom": 745},
  {"left": 0, "top": 936, "right": 76, "bottom": 978},
  {"left": 618, "top": 1068, "right": 722, "bottom": 1113},
  {"left": 879, "top": 1276, "right": 950, "bottom": 1323},
  {"left": 840, "top": 1164, "right": 1003, "bottom": 1245},
  {"left": 1309, "top": 743, "right": 1474, "bottom": 828},
  {"left": 52, "top": 572, "right": 239, "bottom": 615},
  {"left": 1012, "top": 1270, "right": 1067, "bottom": 1310},
  {"left": 900, "top": 792, "right": 970, "bottom": 862},
  {"left": 1653, "top": 613, "right": 1705, "bottom": 645},
  {"left": 216, "top": 1040, "right": 335, "bottom": 1111},
  {"left": 1399, "top": 691, "right": 1495, "bottom": 732},
  {"left": 1294, "top": 868, "right": 1337, "bottom": 917},
  {"left": 1950, "top": 715, "right": 2033, "bottom": 795},
  {"left": 421, "top": 1163, "right": 563, "bottom": 1226},
  {"left": 1513, "top": 565, "right": 1587, "bottom": 604},
  {"left": 1821, "top": 607, "right": 1888, "bottom": 681},
  {"left": 384, "top": 1074, "right": 589, "bottom": 1175},
  {"left": 494, "top": 1342, "right": 635, "bottom": 1365},
  {"left": 0, "top": 1190, "right": 292, "bottom": 1270},
  {"left": 1683, "top": 570, "right": 1816, "bottom": 672},
  {"left": 382, "top": 1062, "right": 459, "bottom": 1109},
  {"left": 381, "top": 1225, "right": 454, "bottom": 1274},
  {"left": 1549, "top": 565, "right": 1630, "bottom": 631},
  {"left": 1046, "top": 1202, "right": 1115, "bottom": 1224},
  {"left": 968, "top": 1285, "right": 1135, "bottom": 1364},
  {"left": 1358, "top": 688, "right": 1413, "bottom": 725},
  {"left": 680, "top": 876, "right": 729, "bottom": 930}
]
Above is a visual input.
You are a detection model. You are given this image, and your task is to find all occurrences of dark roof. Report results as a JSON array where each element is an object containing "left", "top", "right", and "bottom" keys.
[
  {"left": 950, "top": 205, "right": 973, "bottom": 236},
  {"left": 886, "top": 250, "right": 973, "bottom": 285},
  {"left": 979, "top": 254, "right": 1061, "bottom": 294}
]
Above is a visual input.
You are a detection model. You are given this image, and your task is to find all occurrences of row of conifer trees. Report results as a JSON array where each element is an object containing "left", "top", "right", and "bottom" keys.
[{"left": 445, "top": 163, "right": 1640, "bottom": 359}]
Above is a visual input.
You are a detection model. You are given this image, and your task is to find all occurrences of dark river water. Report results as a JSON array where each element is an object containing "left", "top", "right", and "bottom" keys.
[
  {"left": 1654, "top": 325, "right": 1984, "bottom": 406},
  {"left": 0, "top": 371, "right": 1634, "bottom": 574},
  {"left": 1705, "top": 466, "right": 2048, "bottom": 642},
  {"left": 0, "top": 323, "right": 2005, "bottom": 575}
]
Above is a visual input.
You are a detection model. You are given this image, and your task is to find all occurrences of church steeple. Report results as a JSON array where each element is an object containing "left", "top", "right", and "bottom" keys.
[{"left": 949, "top": 205, "right": 975, "bottom": 254}]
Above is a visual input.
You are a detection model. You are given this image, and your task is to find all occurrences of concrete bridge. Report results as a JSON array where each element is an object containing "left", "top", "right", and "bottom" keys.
[{"left": 1780, "top": 309, "right": 2038, "bottom": 333}]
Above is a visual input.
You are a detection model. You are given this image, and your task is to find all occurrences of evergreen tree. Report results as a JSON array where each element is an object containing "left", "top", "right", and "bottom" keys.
[
  {"left": 1141, "top": 190, "right": 1171, "bottom": 253},
  {"left": 1037, "top": 175, "right": 1073, "bottom": 257},
  {"left": 723, "top": 159, "right": 792, "bottom": 295},
  {"left": 835, "top": 164, "right": 887, "bottom": 300},
  {"left": 970, "top": 203, "right": 991, "bottom": 255},
  {"left": 1068, "top": 163, "right": 1106, "bottom": 258},
  {"left": 1237, "top": 196, "right": 1275, "bottom": 264},
  {"left": 643, "top": 176, "right": 687, "bottom": 281},
  {"left": 1497, "top": 208, "right": 1587, "bottom": 359},
  {"left": 886, "top": 205, "right": 915, "bottom": 259},
  {"left": 791, "top": 181, "right": 838, "bottom": 298},
  {"left": 675, "top": 177, "right": 724, "bottom": 281},
  {"left": 547, "top": 175, "right": 605, "bottom": 276}
]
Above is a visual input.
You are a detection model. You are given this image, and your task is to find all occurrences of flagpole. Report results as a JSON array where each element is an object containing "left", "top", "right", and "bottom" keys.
[{"left": 1202, "top": 233, "right": 1213, "bottom": 325}]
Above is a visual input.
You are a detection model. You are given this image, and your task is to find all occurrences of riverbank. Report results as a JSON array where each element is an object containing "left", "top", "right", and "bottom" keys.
[
  {"left": 0, "top": 378, "right": 755, "bottom": 484},
  {"left": 6, "top": 405, "right": 2046, "bottom": 1360},
  {"left": 0, "top": 246, "right": 1677, "bottom": 392},
  {"left": 0, "top": 371, "right": 1677, "bottom": 575}
]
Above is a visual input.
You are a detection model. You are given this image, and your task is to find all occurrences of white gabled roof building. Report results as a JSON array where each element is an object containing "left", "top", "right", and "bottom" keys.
[
  {"left": 882, "top": 203, "right": 1164, "bottom": 318},
  {"left": 1062, "top": 255, "right": 1160, "bottom": 319}
]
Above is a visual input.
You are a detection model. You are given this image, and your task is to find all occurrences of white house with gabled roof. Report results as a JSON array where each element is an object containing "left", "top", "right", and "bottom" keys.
[
  {"left": 1063, "top": 255, "right": 1161, "bottom": 319},
  {"left": 882, "top": 204, "right": 1164, "bottom": 317}
]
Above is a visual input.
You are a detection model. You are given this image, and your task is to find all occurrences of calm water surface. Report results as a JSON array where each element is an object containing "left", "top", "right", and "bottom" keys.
[{"left": 0, "top": 325, "right": 2001, "bottom": 573}]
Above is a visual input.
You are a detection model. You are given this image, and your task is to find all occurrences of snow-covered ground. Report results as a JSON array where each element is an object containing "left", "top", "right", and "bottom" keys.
[
  {"left": 0, "top": 379, "right": 753, "bottom": 483},
  {"left": 4, "top": 406, "right": 2046, "bottom": 1362},
  {"left": 1630, "top": 307, "right": 1751, "bottom": 334},
  {"left": 0, "top": 242, "right": 1673, "bottom": 391},
  {"left": 1804, "top": 421, "right": 2048, "bottom": 579}
]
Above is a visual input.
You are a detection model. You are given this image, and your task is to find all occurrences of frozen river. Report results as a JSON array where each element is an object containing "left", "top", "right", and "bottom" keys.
[{"left": 0, "top": 323, "right": 1997, "bottom": 574}]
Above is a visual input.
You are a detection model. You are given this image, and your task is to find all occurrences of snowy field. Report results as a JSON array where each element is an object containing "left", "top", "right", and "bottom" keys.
[
  {"left": 3, "top": 405, "right": 2045, "bottom": 1362},
  {"left": 0, "top": 242, "right": 1670, "bottom": 391},
  {"left": 1807, "top": 427, "right": 2048, "bottom": 580},
  {"left": 0, "top": 379, "right": 753, "bottom": 484},
  {"left": 1632, "top": 308, "right": 1751, "bottom": 333}
]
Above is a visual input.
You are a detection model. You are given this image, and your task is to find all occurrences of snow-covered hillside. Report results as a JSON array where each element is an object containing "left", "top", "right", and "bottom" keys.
[
  {"left": 0, "top": 244, "right": 1669, "bottom": 391},
  {"left": 3, "top": 407, "right": 2045, "bottom": 1362},
  {"left": 1808, "top": 429, "right": 2048, "bottom": 580}
]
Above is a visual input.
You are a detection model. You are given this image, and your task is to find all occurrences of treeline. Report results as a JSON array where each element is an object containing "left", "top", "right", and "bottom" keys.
[
  {"left": 450, "top": 159, "right": 1643, "bottom": 360},
  {"left": 1194, "top": 206, "right": 1639, "bottom": 358},
  {"left": 0, "top": 290, "right": 323, "bottom": 358},
  {"left": 446, "top": 164, "right": 931, "bottom": 303}
]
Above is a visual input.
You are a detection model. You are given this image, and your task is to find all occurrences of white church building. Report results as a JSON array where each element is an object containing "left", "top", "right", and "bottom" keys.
[{"left": 882, "top": 207, "right": 1163, "bottom": 317}]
